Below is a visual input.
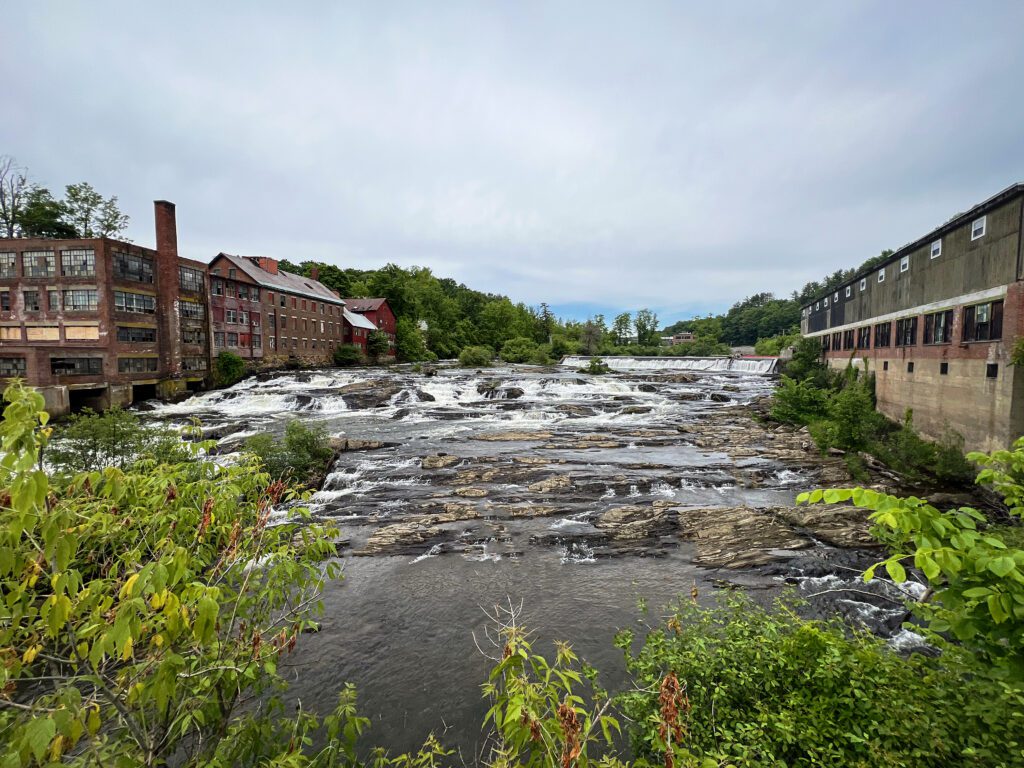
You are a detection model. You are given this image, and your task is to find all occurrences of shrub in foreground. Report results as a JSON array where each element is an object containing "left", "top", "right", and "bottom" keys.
[
  {"left": 333, "top": 344, "right": 364, "bottom": 366},
  {"left": 214, "top": 350, "right": 247, "bottom": 386},
  {"left": 245, "top": 418, "right": 335, "bottom": 487}
]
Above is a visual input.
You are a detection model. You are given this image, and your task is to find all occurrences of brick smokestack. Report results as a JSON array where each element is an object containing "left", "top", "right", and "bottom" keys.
[
  {"left": 154, "top": 201, "right": 183, "bottom": 377},
  {"left": 310, "top": 265, "right": 319, "bottom": 281}
]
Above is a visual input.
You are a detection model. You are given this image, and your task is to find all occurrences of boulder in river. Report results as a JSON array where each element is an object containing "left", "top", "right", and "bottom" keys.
[
  {"left": 422, "top": 454, "right": 461, "bottom": 470},
  {"left": 337, "top": 380, "right": 403, "bottom": 409}
]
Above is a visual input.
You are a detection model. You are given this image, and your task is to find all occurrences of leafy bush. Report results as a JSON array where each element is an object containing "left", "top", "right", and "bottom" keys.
[
  {"left": 214, "top": 350, "right": 247, "bottom": 387},
  {"left": 770, "top": 376, "right": 829, "bottom": 425},
  {"left": 0, "top": 382, "right": 347, "bottom": 767},
  {"left": 46, "top": 406, "right": 190, "bottom": 475},
  {"left": 754, "top": 331, "right": 801, "bottom": 356},
  {"left": 549, "top": 334, "right": 576, "bottom": 358},
  {"left": 579, "top": 357, "right": 612, "bottom": 375},
  {"left": 499, "top": 336, "right": 539, "bottom": 363},
  {"left": 458, "top": 345, "right": 494, "bottom": 367},
  {"left": 245, "top": 419, "right": 335, "bottom": 487},
  {"left": 332, "top": 344, "right": 364, "bottom": 366},
  {"left": 826, "top": 377, "right": 878, "bottom": 450},
  {"left": 616, "top": 593, "right": 1024, "bottom": 767},
  {"left": 529, "top": 346, "right": 554, "bottom": 365},
  {"left": 781, "top": 336, "right": 829, "bottom": 386}
]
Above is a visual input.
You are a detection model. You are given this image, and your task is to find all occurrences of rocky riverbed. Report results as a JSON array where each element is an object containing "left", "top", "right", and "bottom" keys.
[{"left": 141, "top": 362, "right": 965, "bottom": 754}]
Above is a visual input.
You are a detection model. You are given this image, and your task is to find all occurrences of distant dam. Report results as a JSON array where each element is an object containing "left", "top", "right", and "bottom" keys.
[{"left": 559, "top": 355, "right": 779, "bottom": 374}]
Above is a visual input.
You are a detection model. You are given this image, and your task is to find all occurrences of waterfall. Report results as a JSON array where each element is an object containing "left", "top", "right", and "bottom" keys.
[{"left": 560, "top": 356, "right": 778, "bottom": 374}]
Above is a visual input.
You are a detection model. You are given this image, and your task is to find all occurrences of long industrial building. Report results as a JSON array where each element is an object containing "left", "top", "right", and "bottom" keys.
[{"left": 801, "top": 182, "right": 1024, "bottom": 453}]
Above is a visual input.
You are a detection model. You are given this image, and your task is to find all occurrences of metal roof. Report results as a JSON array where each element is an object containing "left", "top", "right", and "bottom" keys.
[
  {"left": 803, "top": 182, "right": 1024, "bottom": 309},
  {"left": 342, "top": 298, "right": 388, "bottom": 312},
  {"left": 213, "top": 253, "right": 345, "bottom": 305},
  {"left": 343, "top": 308, "right": 377, "bottom": 330}
]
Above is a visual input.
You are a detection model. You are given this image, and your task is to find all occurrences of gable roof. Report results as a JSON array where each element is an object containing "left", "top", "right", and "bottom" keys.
[
  {"left": 213, "top": 253, "right": 344, "bottom": 305},
  {"left": 803, "top": 182, "right": 1024, "bottom": 309},
  {"left": 342, "top": 298, "right": 388, "bottom": 312},
  {"left": 343, "top": 308, "right": 377, "bottom": 330}
]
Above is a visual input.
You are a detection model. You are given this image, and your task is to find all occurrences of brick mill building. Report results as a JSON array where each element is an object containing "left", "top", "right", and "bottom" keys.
[
  {"left": 0, "top": 201, "right": 211, "bottom": 416},
  {"left": 342, "top": 297, "right": 396, "bottom": 356},
  {"left": 209, "top": 254, "right": 351, "bottom": 366},
  {"left": 801, "top": 182, "right": 1024, "bottom": 453}
]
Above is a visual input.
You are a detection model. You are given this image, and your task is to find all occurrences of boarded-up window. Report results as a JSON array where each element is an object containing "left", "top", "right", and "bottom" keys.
[
  {"left": 0, "top": 327, "right": 21, "bottom": 340},
  {"left": 65, "top": 326, "right": 100, "bottom": 340},
  {"left": 26, "top": 326, "right": 60, "bottom": 341}
]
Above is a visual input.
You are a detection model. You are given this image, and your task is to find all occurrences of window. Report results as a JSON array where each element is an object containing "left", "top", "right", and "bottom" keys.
[
  {"left": 940, "top": 362, "right": 949, "bottom": 375},
  {"left": 962, "top": 300, "right": 1003, "bottom": 342},
  {"left": 821, "top": 335, "right": 831, "bottom": 352},
  {"left": 0, "top": 252, "right": 17, "bottom": 278},
  {"left": 252, "top": 334, "right": 262, "bottom": 348},
  {"left": 251, "top": 313, "right": 260, "bottom": 327},
  {"left": 971, "top": 216, "right": 987, "bottom": 241},
  {"left": 183, "top": 357, "right": 207, "bottom": 371},
  {"left": 179, "top": 266, "right": 204, "bottom": 292},
  {"left": 117, "top": 326, "right": 157, "bottom": 343},
  {"left": 269, "top": 336, "right": 276, "bottom": 350},
  {"left": 268, "top": 314, "right": 276, "bottom": 329},
  {"left": 26, "top": 327, "right": 59, "bottom": 341},
  {"left": 987, "top": 363, "right": 999, "bottom": 379},
  {"left": 179, "top": 300, "right": 205, "bottom": 320},
  {"left": 824, "top": 297, "right": 829, "bottom": 308},
  {"left": 227, "top": 332, "right": 239, "bottom": 346},
  {"left": 226, "top": 309, "right": 238, "bottom": 324},
  {"left": 900, "top": 256, "right": 909, "bottom": 273},
  {"left": 883, "top": 361, "right": 889, "bottom": 371},
  {"left": 280, "top": 294, "right": 286, "bottom": 308},
  {"left": 0, "top": 357, "right": 26, "bottom": 377},
  {"left": 118, "top": 357, "right": 158, "bottom": 373},
  {"left": 907, "top": 362, "right": 914, "bottom": 373},
  {"left": 860, "top": 278, "right": 867, "bottom": 291},
  {"left": 62, "top": 289, "right": 99, "bottom": 311},
  {"left": 845, "top": 286, "right": 851, "bottom": 298},
  {"left": 301, "top": 300, "right": 307, "bottom": 311},
  {"left": 815, "top": 301, "right": 819, "bottom": 310},
  {"left": 50, "top": 357, "right": 102, "bottom": 376},
  {"left": 895, "top": 317, "right": 917, "bottom": 346},
  {"left": 291, "top": 298, "right": 297, "bottom": 309},
  {"left": 240, "top": 311, "right": 249, "bottom": 325},
  {"left": 923, "top": 310, "right": 953, "bottom": 344},
  {"left": 877, "top": 268, "right": 885, "bottom": 283},
  {"left": 842, "top": 329, "right": 854, "bottom": 350},
  {"left": 267, "top": 291, "right": 274, "bottom": 304},
  {"left": 238, "top": 285, "right": 249, "bottom": 301},
  {"left": 61, "top": 248, "right": 96, "bottom": 277},
  {"left": 114, "top": 291, "right": 156, "bottom": 314},
  {"left": 931, "top": 239, "right": 942, "bottom": 259},
  {"left": 228, "top": 268, "right": 237, "bottom": 279},
  {"left": 212, "top": 279, "right": 224, "bottom": 296},
  {"left": 113, "top": 252, "right": 154, "bottom": 283},
  {"left": 23, "top": 290, "right": 40, "bottom": 311},
  {"left": 48, "top": 290, "right": 60, "bottom": 310},
  {"left": 832, "top": 332, "right": 841, "bottom": 350},
  {"left": 0, "top": 291, "right": 9, "bottom": 311},
  {"left": 833, "top": 292, "right": 839, "bottom": 303},
  {"left": 856, "top": 327, "right": 871, "bottom": 348},
  {"left": 181, "top": 327, "right": 206, "bottom": 345},
  {"left": 22, "top": 251, "right": 55, "bottom": 278},
  {"left": 280, "top": 315, "right": 287, "bottom": 329},
  {"left": 214, "top": 332, "right": 225, "bottom": 347}
]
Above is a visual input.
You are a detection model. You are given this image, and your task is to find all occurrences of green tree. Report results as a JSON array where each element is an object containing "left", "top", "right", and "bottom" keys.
[
  {"left": 395, "top": 316, "right": 429, "bottom": 362},
  {"left": 62, "top": 182, "right": 129, "bottom": 238},
  {"left": 612, "top": 312, "right": 632, "bottom": 345},
  {"left": 17, "top": 186, "right": 76, "bottom": 238},
  {"left": 634, "top": 308, "right": 659, "bottom": 346},
  {"left": 245, "top": 419, "right": 335, "bottom": 487},
  {"left": 499, "top": 336, "right": 539, "bottom": 363},
  {"left": 459, "top": 345, "right": 493, "bottom": 367},
  {"left": 365, "top": 330, "right": 391, "bottom": 363}
]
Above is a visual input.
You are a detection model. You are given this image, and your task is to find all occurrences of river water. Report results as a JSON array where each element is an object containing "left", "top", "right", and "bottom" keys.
[{"left": 142, "top": 362, "right": 919, "bottom": 756}]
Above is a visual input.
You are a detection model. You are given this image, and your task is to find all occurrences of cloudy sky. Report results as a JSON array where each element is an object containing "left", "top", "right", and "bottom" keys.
[{"left": 4, "top": 2, "right": 1024, "bottom": 324}]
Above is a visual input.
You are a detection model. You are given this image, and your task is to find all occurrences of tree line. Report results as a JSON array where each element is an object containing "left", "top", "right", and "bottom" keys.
[{"left": 0, "top": 154, "right": 129, "bottom": 239}]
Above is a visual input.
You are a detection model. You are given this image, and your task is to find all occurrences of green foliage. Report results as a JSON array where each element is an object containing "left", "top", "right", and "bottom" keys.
[
  {"left": 333, "top": 344, "right": 364, "bottom": 367},
  {"left": 499, "top": 336, "right": 540, "bottom": 363},
  {"left": 579, "top": 357, "right": 611, "bottom": 375},
  {"left": 16, "top": 186, "right": 77, "bottom": 238},
  {"left": 799, "top": 439, "right": 1024, "bottom": 680},
  {"left": 616, "top": 593, "right": 1024, "bottom": 767},
  {"left": 366, "top": 330, "right": 391, "bottom": 362},
  {"left": 459, "top": 345, "right": 494, "bottom": 367},
  {"left": 62, "top": 181, "right": 129, "bottom": 238},
  {"left": 781, "top": 336, "right": 829, "bottom": 384},
  {"left": 754, "top": 331, "right": 800, "bottom": 356},
  {"left": 46, "top": 406, "right": 190, "bottom": 476},
  {"left": 633, "top": 308, "right": 659, "bottom": 346},
  {"left": 245, "top": 419, "right": 335, "bottom": 487},
  {"left": 769, "top": 376, "right": 829, "bottom": 425},
  {"left": 395, "top": 317, "right": 429, "bottom": 362},
  {"left": 0, "top": 381, "right": 344, "bottom": 766},
  {"left": 214, "top": 350, "right": 247, "bottom": 387}
]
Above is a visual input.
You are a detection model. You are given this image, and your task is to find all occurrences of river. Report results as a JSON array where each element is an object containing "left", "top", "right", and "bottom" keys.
[{"left": 141, "top": 361, "right": 923, "bottom": 756}]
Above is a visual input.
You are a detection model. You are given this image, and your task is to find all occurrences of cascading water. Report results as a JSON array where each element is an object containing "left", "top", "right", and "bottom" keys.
[
  {"left": 560, "top": 355, "right": 778, "bottom": 374},
  {"left": 133, "top": 362, "right": 912, "bottom": 753}
]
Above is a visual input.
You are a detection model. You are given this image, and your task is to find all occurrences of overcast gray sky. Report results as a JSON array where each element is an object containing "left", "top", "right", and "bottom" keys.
[{"left": 4, "top": 2, "right": 1024, "bottom": 324}]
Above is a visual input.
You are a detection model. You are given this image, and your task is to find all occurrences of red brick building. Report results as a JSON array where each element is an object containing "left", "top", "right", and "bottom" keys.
[
  {"left": 343, "top": 298, "right": 396, "bottom": 356},
  {"left": 209, "top": 254, "right": 346, "bottom": 365},
  {"left": 0, "top": 201, "right": 211, "bottom": 415}
]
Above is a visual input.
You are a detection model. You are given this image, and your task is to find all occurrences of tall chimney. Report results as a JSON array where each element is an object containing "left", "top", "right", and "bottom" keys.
[
  {"left": 310, "top": 265, "right": 320, "bottom": 281},
  {"left": 154, "top": 201, "right": 183, "bottom": 378}
]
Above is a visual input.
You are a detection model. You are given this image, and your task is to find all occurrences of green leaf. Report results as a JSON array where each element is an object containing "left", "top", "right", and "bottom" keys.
[
  {"left": 989, "top": 557, "right": 1016, "bottom": 577},
  {"left": 24, "top": 716, "right": 56, "bottom": 762},
  {"left": 885, "top": 559, "right": 907, "bottom": 583},
  {"left": 961, "top": 587, "right": 992, "bottom": 599}
]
